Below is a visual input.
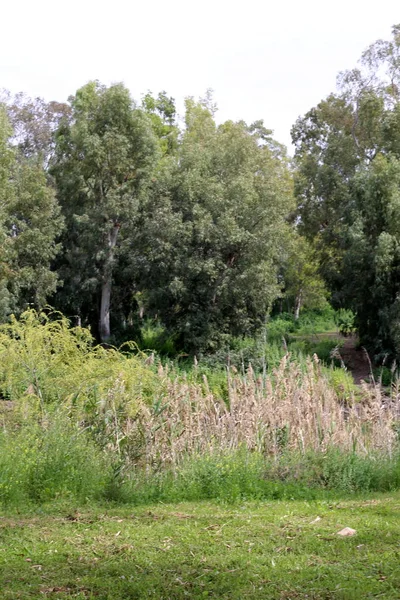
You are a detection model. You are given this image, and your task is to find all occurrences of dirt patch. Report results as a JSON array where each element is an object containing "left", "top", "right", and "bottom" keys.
[{"left": 338, "top": 335, "right": 372, "bottom": 385}]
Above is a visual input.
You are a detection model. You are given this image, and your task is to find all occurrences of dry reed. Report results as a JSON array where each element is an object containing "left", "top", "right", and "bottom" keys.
[{"left": 120, "top": 355, "right": 400, "bottom": 468}]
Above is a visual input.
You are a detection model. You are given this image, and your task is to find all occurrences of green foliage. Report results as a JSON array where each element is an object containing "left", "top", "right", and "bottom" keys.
[
  {"left": 293, "top": 306, "right": 337, "bottom": 335},
  {"left": 373, "top": 364, "right": 399, "bottom": 387},
  {"left": 266, "top": 316, "right": 296, "bottom": 341},
  {"left": 0, "top": 309, "right": 398, "bottom": 510},
  {"left": 51, "top": 81, "right": 160, "bottom": 341},
  {"left": 290, "top": 337, "right": 343, "bottom": 365},
  {"left": 334, "top": 309, "right": 356, "bottom": 336},
  {"left": 141, "top": 90, "right": 178, "bottom": 155},
  {"left": 0, "top": 105, "right": 63, "bottom": 319},
  {"left": 281, "top": 233, "right": 329, "bottom": 318},
  {"left": 0, "top": 414, "right": 112, "bottom": 505},
  {"left": 319, "top": 449, "right": 400, "bottom": 492},
  {"left": 0, "top": 309, "right": 158, "bottom": 414},
  {"left": 266, "top": 449, "right": 400, "bottom": 493},
  {"left": 292, "top": 25, "right": 400, "bottom": 360},
  {"left": 2, "top": 90, "right": 71, "bottom": 164},
  {"left": 118, "top": 447, "right": 400, "bottom": 505},
  {"left": 139, "top": 320, "right": 177, "bottom": 356},
  {"left": 121, "top": 450, "right": 274, "bottom": 504},
  {"left": 322, "top": 366, "right": 358, "bottom": 401},
  {"left": 139, "top": 98, "right": 294, "bottom": 353},
  {"left": 186, "top": 311, "right": 342, "bottom": 375},
  {"left": 0, "top": 420, "right": 399, "bottom": 507}
]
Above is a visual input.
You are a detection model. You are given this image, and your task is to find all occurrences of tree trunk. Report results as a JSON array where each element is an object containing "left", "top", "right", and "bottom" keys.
[
  {"left": 99, "top": 223, "right": 120, "bottom": 343},
  {"left": 294, "top": 290, "right": 302, "bottom": 321}
]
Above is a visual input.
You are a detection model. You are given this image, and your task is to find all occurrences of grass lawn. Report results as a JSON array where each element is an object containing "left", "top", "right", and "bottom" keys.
[{"left": 0, "top": 494, "right": 400, "bottom": 599}]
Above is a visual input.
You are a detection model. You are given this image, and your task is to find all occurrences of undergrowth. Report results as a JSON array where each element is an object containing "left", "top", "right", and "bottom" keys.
[{"left": 0, "top": 309, "right": 399, "bottom": 509}]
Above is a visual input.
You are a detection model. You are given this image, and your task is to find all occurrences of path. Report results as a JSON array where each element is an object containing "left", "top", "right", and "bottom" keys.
[
  {"left": 294, "top": 331, "right": 373, "bottom": 385},
  {"left": 338, "top": 334, "right": 372, "bottom": 385}
]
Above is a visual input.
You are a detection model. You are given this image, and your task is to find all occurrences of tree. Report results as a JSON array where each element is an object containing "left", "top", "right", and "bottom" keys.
[
  {"left": 139, "top": 98, "right": 294, "bottom": 352},
  {"left": 0, "top": 105, "right": 63, "bottom": 318},
  {"left": 141, "top": 91, "right": 178, "bottom": 155},
  {"left": 51, "top": 81, "right": 159, "bottom": 342},
  {"left": 281, "top": 234, "right": 329, "bottom": 320},
  {"left": 1, "top": 90, "right": 71, "bottom": 167},
  {"left": 292, "top": 24, "right": 400, "bottom": 358}
]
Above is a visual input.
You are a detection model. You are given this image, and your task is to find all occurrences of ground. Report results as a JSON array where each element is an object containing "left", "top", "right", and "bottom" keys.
[
  {"left": 338, "top": 335, "right": 371, "bottom": 385},
  {"left": 1, "top": 493, "right": 400, "bottom": 599}
]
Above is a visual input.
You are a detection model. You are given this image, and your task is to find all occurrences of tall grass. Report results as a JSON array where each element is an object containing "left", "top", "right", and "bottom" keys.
[
  {"left": 0, "top": 309, "right": 399, "bottom": 506},
  {"left": 137, "top": 356, "right": 399, "bottom": 469},
  {"left": 0, "top": 411, "right": 113, "bottom": 505}
]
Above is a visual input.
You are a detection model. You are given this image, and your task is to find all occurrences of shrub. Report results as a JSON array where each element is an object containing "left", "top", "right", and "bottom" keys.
[
  {"left": 335, "top": 309, "right": 356, "bottom": 336},
  {"left": 0, "top": 412, "right": 113, "bottom": 505},
  {"left": 139, "top": 321, "right": 177, "bottom": 356},
  {"left": 322, "top": 366, "right": 358, "bottom": 401},
  {"left": 0, "top": 308, "right": 159, "bottom": 413}
]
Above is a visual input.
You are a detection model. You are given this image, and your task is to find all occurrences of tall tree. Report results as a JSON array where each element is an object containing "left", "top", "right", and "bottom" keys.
[
  {"left": 52, "top": 82, "right": 159, "bottom": 342},
  {"left": 139, "top": 98, "right": 294, "bottom": 352},
  {"left": 0, "top": 106, "right": 63, "bottom": 317},
  {"left": 281, "top": 234, "right": 329, "bottom": 320},
  {"left": 292, "top": 24, "right": 400, "bottom": 358},
  {"left": 1, "top": 90, "right": 71, "bottom": 166}
]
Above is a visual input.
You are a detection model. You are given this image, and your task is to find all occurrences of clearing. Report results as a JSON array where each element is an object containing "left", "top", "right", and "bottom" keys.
[{"left": 1, "top": 493, "right": 400, "bottom": 599}]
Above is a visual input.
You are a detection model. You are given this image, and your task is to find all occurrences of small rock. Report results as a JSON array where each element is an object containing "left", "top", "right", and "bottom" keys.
[{"left": 337, "top": 527, "right": 356, "bottom": 536}]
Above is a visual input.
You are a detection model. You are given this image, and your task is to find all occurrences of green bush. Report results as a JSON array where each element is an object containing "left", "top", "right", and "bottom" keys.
[
  {"left": 335, "top": 309, "right": 356, "bottom": 337},
  {"left": 265, "top": 316, "right": 296, "bottom": 342},
  {"left": 0, "top": 413, "right": 113, "bottom": 506},
  {"left": 0, "top": 308, "right": 158, "bottom": 411},
  {"left": 295, "top": 306, "right": 337, "bottom": 335},
  {"left": 139, "top": 321, "right": 178, "bottom": 356},
  {"left": 372, "top": 365, "right": 399, "bottom": 387},
  {"left": 322, "top": 367, "right": 358, "bottom": 401}
]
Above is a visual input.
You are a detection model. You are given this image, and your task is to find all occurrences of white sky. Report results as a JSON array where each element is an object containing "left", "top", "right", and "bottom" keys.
[{"left": 1, "top": 0, "right": 399, "bottom": 150}]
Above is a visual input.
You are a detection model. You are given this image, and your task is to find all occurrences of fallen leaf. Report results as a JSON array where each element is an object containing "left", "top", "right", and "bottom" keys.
[{"left": 310, "top": 516, "right": 321, "bottom": 524}]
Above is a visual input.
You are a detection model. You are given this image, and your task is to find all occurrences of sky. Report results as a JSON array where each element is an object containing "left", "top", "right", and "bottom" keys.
[{"left": 1, "top": 0, "right": 399, "bottom": 150}]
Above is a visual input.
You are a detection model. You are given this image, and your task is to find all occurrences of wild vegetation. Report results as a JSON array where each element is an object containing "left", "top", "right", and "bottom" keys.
[
  {"left": 0, "top": 309, "right": 398, "bottom": 510},
  {"left": 1, "top": 25, "right": 400, "bottom": 599}
]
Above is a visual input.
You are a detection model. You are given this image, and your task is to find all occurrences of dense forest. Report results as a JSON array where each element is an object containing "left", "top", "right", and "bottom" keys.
[{"left": 1, "top": 25, "right": 400, "bottom": 361}]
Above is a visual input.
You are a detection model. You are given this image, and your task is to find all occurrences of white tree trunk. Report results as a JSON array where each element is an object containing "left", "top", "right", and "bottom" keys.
[
  {"left": 99, "top": 223, "right": 120, "bottom": 343},
  {"left": 294, "top": 290, "right": 302, "bottom": 321}
]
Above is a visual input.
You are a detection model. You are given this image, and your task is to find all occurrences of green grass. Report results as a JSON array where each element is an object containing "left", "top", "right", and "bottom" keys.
[
  {"left": 117, "top": 450, "right": 400, "bottom": 506},
  {"left": 1, "top": 493, "right": 400, "bottom": 599}
]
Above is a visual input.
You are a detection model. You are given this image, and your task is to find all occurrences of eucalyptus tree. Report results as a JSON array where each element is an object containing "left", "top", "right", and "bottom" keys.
[
  {"left": 51, "top": 81, "right": 160, "bottom": 341},
  {"left": 292, "top": 24, "right": 400, "bottom": 357},
  {"left": 1, "top": 89, "right": 71, "bottom": 167},
  {"left": 0, "top": 106, "right": 63, "bottom": 318}
]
